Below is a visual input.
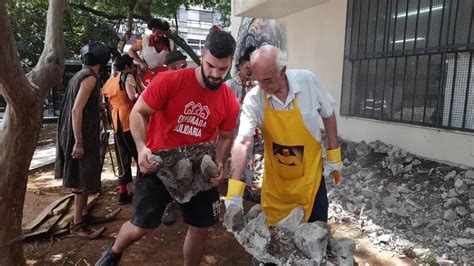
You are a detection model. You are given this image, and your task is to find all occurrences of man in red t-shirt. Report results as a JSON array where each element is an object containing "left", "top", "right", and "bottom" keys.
[{"left": 97, "top": 30, "right": 239, "bottom": 265}]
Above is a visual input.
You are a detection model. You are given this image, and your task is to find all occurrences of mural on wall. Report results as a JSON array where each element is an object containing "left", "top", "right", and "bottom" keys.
[{"left": 234, "top": 18, "right": 287, "bottom": 72}]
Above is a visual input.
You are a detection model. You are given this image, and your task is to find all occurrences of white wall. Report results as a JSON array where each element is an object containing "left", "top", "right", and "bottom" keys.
[{"left": 232, "top": 0, "right": 474, "bottom": 167}]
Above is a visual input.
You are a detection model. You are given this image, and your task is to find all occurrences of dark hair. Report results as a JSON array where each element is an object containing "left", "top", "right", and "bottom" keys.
[
  {"left": 164, "top": 50, "right": 187, "bottom": 65},
  {"left": 147, "top": 18, "right": 170, "bottom": 31},
  {"left": 114, "top": 54, "right": 134, "bottom": 71},
  {"left": 204, "top": 30, "right": 236, "bottom": 59},
  {"left": 83, "top": 54, "right": 101, "bottom": 66},
  {"left": 80, "top": 42, "right": 111, "bottom": 66},
  {"left": 238, "top": 46, "right": 255, "bottom": 66}
]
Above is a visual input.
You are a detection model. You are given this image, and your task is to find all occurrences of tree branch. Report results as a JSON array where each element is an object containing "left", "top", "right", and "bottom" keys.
[
  {"left": 27, "top": 0, "right": 66, "bottom": 98},
  {"left": 0, "top": 1, "right": 35, "bottom": 110},
  {"left": 71, "top": 3, "right": 151, "bottom": 22}
]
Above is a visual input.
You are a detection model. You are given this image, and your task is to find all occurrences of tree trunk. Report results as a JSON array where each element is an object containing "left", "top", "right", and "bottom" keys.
[
  {"left": 0, "top": 0, "right": 65, "bottom": 264},
  {"left": 117, "top": 1, "right": 137, "bottom": 53}
]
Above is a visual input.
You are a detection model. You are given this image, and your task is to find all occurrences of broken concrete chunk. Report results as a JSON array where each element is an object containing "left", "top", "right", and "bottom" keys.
[
  {"left": 174, "top": 158, "right": 193, "bottom": 186},
  {"left": 200, "top": 154, "right": 219, "bottom": 180},
  {"left": 223, "top": 204, "right": 244, "bottom": 232},
  {"left": 293, "top": 222, "right": 330, "bottom": 262},
  {"left": 245, "top": 204, "right": 263, "bottom": 223},
  {"left": 275, "top": 206, "right": 305, "bottom": 236},
  {"left": 329, "top": 237, "right": 356, "bottom": 266}
]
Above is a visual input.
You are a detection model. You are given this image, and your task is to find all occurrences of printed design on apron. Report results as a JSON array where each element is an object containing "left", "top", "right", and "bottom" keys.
[{"left": 272, "top": 142, "right": 304, "bottom": 180}]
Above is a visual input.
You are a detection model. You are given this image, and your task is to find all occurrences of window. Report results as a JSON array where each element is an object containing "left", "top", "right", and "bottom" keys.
[
  {"left": 187, "top": 10, "right": 199, "bottom": 21},
  {"left": 200, "top": 11, "right": 213, "bottom": 23},
  {"left": 341, "top": 0, "right": 474, "bottom": 132}
]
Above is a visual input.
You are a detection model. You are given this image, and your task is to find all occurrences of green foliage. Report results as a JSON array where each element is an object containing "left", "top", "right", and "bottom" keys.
[
  {"left": 422, "top": 251, "right": 438, "bottom": 265},
  {"left": 63, "top": 6, "right": 119, "bottom": 59},
  {"left": 6, "top": 0, "right": 118, "bottom": 68},
  {"left": 6, "top": 0, "right": 232, "bottom": 67},
  {"left": 6, "top": 0, "right": 48, "bottom": 68}
]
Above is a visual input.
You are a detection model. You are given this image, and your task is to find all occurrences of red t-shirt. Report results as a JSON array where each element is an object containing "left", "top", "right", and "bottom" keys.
[{"left": 142, "top": 68, "right": 239, "bottom": 151}]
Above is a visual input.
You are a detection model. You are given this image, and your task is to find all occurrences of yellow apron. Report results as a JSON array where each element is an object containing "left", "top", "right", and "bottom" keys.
[{"left": 261, "top": 97, "right": 323, "bottom": 225}]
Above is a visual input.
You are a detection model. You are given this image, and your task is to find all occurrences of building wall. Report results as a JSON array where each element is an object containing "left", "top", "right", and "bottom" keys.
[{"left": 232, "top": 0, "right": 474, "bottom": 167}]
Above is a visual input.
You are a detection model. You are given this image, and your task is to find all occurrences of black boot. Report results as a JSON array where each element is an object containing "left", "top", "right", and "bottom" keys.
[
  {"left": 95, "top": 246, "right": 122, "bottom": 266},
  {"left": 161, "top": 202, "right": 177, "bottom": 225},
  {"left": 117, "top": 192, "right": 133, "bottom": 205}
]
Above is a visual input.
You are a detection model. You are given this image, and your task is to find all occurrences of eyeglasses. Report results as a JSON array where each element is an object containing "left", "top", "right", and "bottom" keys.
[{"left": 254, "top": 70, "right": 282, "bottom": 86}]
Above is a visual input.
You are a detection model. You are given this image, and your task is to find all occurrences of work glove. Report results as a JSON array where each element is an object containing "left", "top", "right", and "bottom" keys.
[
  {"left": 323, "top": 147, "right": 342, "bottom": 184},
  {"left": 224, "top": 179, "right": 245, "bottom": 211},
  {"left": 223, "top": 179, "right": 245, "bottom": 232}
]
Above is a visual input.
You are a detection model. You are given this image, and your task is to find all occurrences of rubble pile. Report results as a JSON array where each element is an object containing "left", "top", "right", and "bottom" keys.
[
  {"left": 224, "top": 205, "right": 356, "bottom": 265},
  {"left": 247, "top": 137, "right": 473, "bottom": 264},
  {"left": 153, "top": 142, "right": 220, "bottom": 203},
  {"left": 326, "top": 139, "right": 474, "bottom": 264}
]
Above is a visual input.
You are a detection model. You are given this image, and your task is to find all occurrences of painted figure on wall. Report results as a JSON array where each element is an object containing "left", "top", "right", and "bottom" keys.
[{"left": 234, "top": 18, "right": 287, "bottom": 74}]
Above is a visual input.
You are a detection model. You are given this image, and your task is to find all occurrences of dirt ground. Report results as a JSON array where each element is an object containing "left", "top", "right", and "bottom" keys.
[{"left": 22, "top": 123, "right": 416, "bottom": 265}]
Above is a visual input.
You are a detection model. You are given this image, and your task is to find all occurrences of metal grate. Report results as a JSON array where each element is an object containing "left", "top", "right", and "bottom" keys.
[{"left": 342, "top": 0, "right": 474, "bottom": 132}]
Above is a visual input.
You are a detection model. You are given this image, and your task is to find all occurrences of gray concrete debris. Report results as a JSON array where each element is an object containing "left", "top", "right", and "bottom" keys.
[
  {"left": 355, "top": 141, "right": 371, "bottom": 156},
  {"left": 293, "top": 222, "right": 330, "bottom": 262},
  {"left": 154, "top": 142, "right": 217, "bottom": 203},
  {"left": 390, "top": 164, "right": 404, "bottom": 177},
  {"left": 465, "top": 170, "right": 474, "bottom": 180},
  {"left": 443, "top": 209, "right": 458, "bottom": 221},
  {"left": 224, "top": 204, "right": 245, "bottom": 232},
  {"left": 369, "top": 140, "right": 392, "bottom": 154},
  {"left": 444, "top": 170, "right": 457, "bottom": 181},
  {"left": 454, "top": 206, "right": 469, "bottom": 217},
  {"left": 328, "top": 237, "right": 356, "bottom": 266},
  {"left": 226, "top": 206, "right": 355, "bottom": 265},
  {"left": 248, "top": 137, "right": 474, "bottom": 263},
  {"left": 468, "top": 187, "right": 474, "bottom": 199},
  {"left": 443, "top": 197, "right": 462, "bottom": 208},
  {"left": 456, "top": 238, "right": 474, "bottom": 248}
]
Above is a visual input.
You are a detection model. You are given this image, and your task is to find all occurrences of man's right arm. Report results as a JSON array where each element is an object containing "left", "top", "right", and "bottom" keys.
[
  {"left": 128, "top": 38, "right": 148, "bottom": 70},
  {"left": 130, "top": 97, "right": 158, "bottom": 173},
  {"left": 230, "top": 135, "right": 254, "bottom": 181}
]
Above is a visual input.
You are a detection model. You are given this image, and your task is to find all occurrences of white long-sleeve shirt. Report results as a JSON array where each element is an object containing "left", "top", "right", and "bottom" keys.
[{"left": 238, "top": 69, "right": 335, "bottom": 142}]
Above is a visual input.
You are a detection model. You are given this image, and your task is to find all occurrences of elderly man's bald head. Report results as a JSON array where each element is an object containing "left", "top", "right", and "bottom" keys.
[{"left": 250, "top": 45, "right": 287, "bottom": 72}]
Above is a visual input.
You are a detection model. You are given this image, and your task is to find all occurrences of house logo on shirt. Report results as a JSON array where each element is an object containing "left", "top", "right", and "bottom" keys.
[{"left": 173, "top": 101, "right": 210, "bottom": 137}]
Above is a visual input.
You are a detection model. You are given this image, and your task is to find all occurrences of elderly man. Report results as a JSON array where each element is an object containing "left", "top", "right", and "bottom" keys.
[{"left": 225, "top": 45, "right": 342, "bottom": 226}]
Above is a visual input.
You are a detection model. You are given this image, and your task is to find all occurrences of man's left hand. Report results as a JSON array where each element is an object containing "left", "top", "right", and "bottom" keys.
[
  {"left": 323, "top": 147, "right": 343, "bottom": 184},
  {"left": 210, "top": 161, "right": 225, "bottom": 186}
]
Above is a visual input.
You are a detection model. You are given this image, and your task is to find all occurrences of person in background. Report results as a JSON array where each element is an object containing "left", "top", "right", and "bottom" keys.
[
  {"left": 102, "top": 54, "right": 139, "bottom": 205},
  {"left": 164, "top": 50, "right": 188, "bottom": 70},
  {"left": 129, "top": 18, "right": 175, "bottom": 89},
  {"left": 225, "top": 47, "right": 260, "bottom": 203},
  {"left": 55, "top": 42, "right": 121, "bottom": 239}
]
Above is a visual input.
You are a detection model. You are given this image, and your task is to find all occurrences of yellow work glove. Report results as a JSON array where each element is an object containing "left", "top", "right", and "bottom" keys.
[
  {"left": 224, "top": 179, "right": 245, "bottom": 211},
  {"left": 323, "top": 147, "right": 342, "bottom": 184}
]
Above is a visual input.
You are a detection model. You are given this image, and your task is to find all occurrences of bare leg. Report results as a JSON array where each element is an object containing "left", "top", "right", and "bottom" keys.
[
  {"left": 112, "top": 221, "right": 152, "bottom": 254},
  {"left": 73, "top": 191, "right": 88, "bottom": 224},
  {"left": 183, "top": 225, "right": 210, "bottom": 266}
]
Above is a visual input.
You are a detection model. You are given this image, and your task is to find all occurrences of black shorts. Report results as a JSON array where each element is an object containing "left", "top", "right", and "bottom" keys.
[{"left": 131, "top": 172, "right": 221, "bottom": 229}]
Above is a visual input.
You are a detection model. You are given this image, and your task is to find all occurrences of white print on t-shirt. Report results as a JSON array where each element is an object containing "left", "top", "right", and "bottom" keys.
[{"left": 173, "top": 101, "right": 210, "bottom": 138}]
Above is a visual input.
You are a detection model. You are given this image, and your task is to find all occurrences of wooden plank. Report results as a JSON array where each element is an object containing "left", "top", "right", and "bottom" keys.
[
  {"left": 22, "top": 194, "right": 74, "bottom": 233},
  {"left": 50, "top": 194, "right": 99, "bottom": 232},
  {"left": 23, "top": 215, "right": 62, "bottom": 238}
]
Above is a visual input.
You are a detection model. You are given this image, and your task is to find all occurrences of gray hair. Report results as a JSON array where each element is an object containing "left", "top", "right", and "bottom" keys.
[
  {"left": 276, "top": 49, "right": 287, "bottom": 71},
  {"left": 250, "top": 45, "right": 287, "bottom": 72}
]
